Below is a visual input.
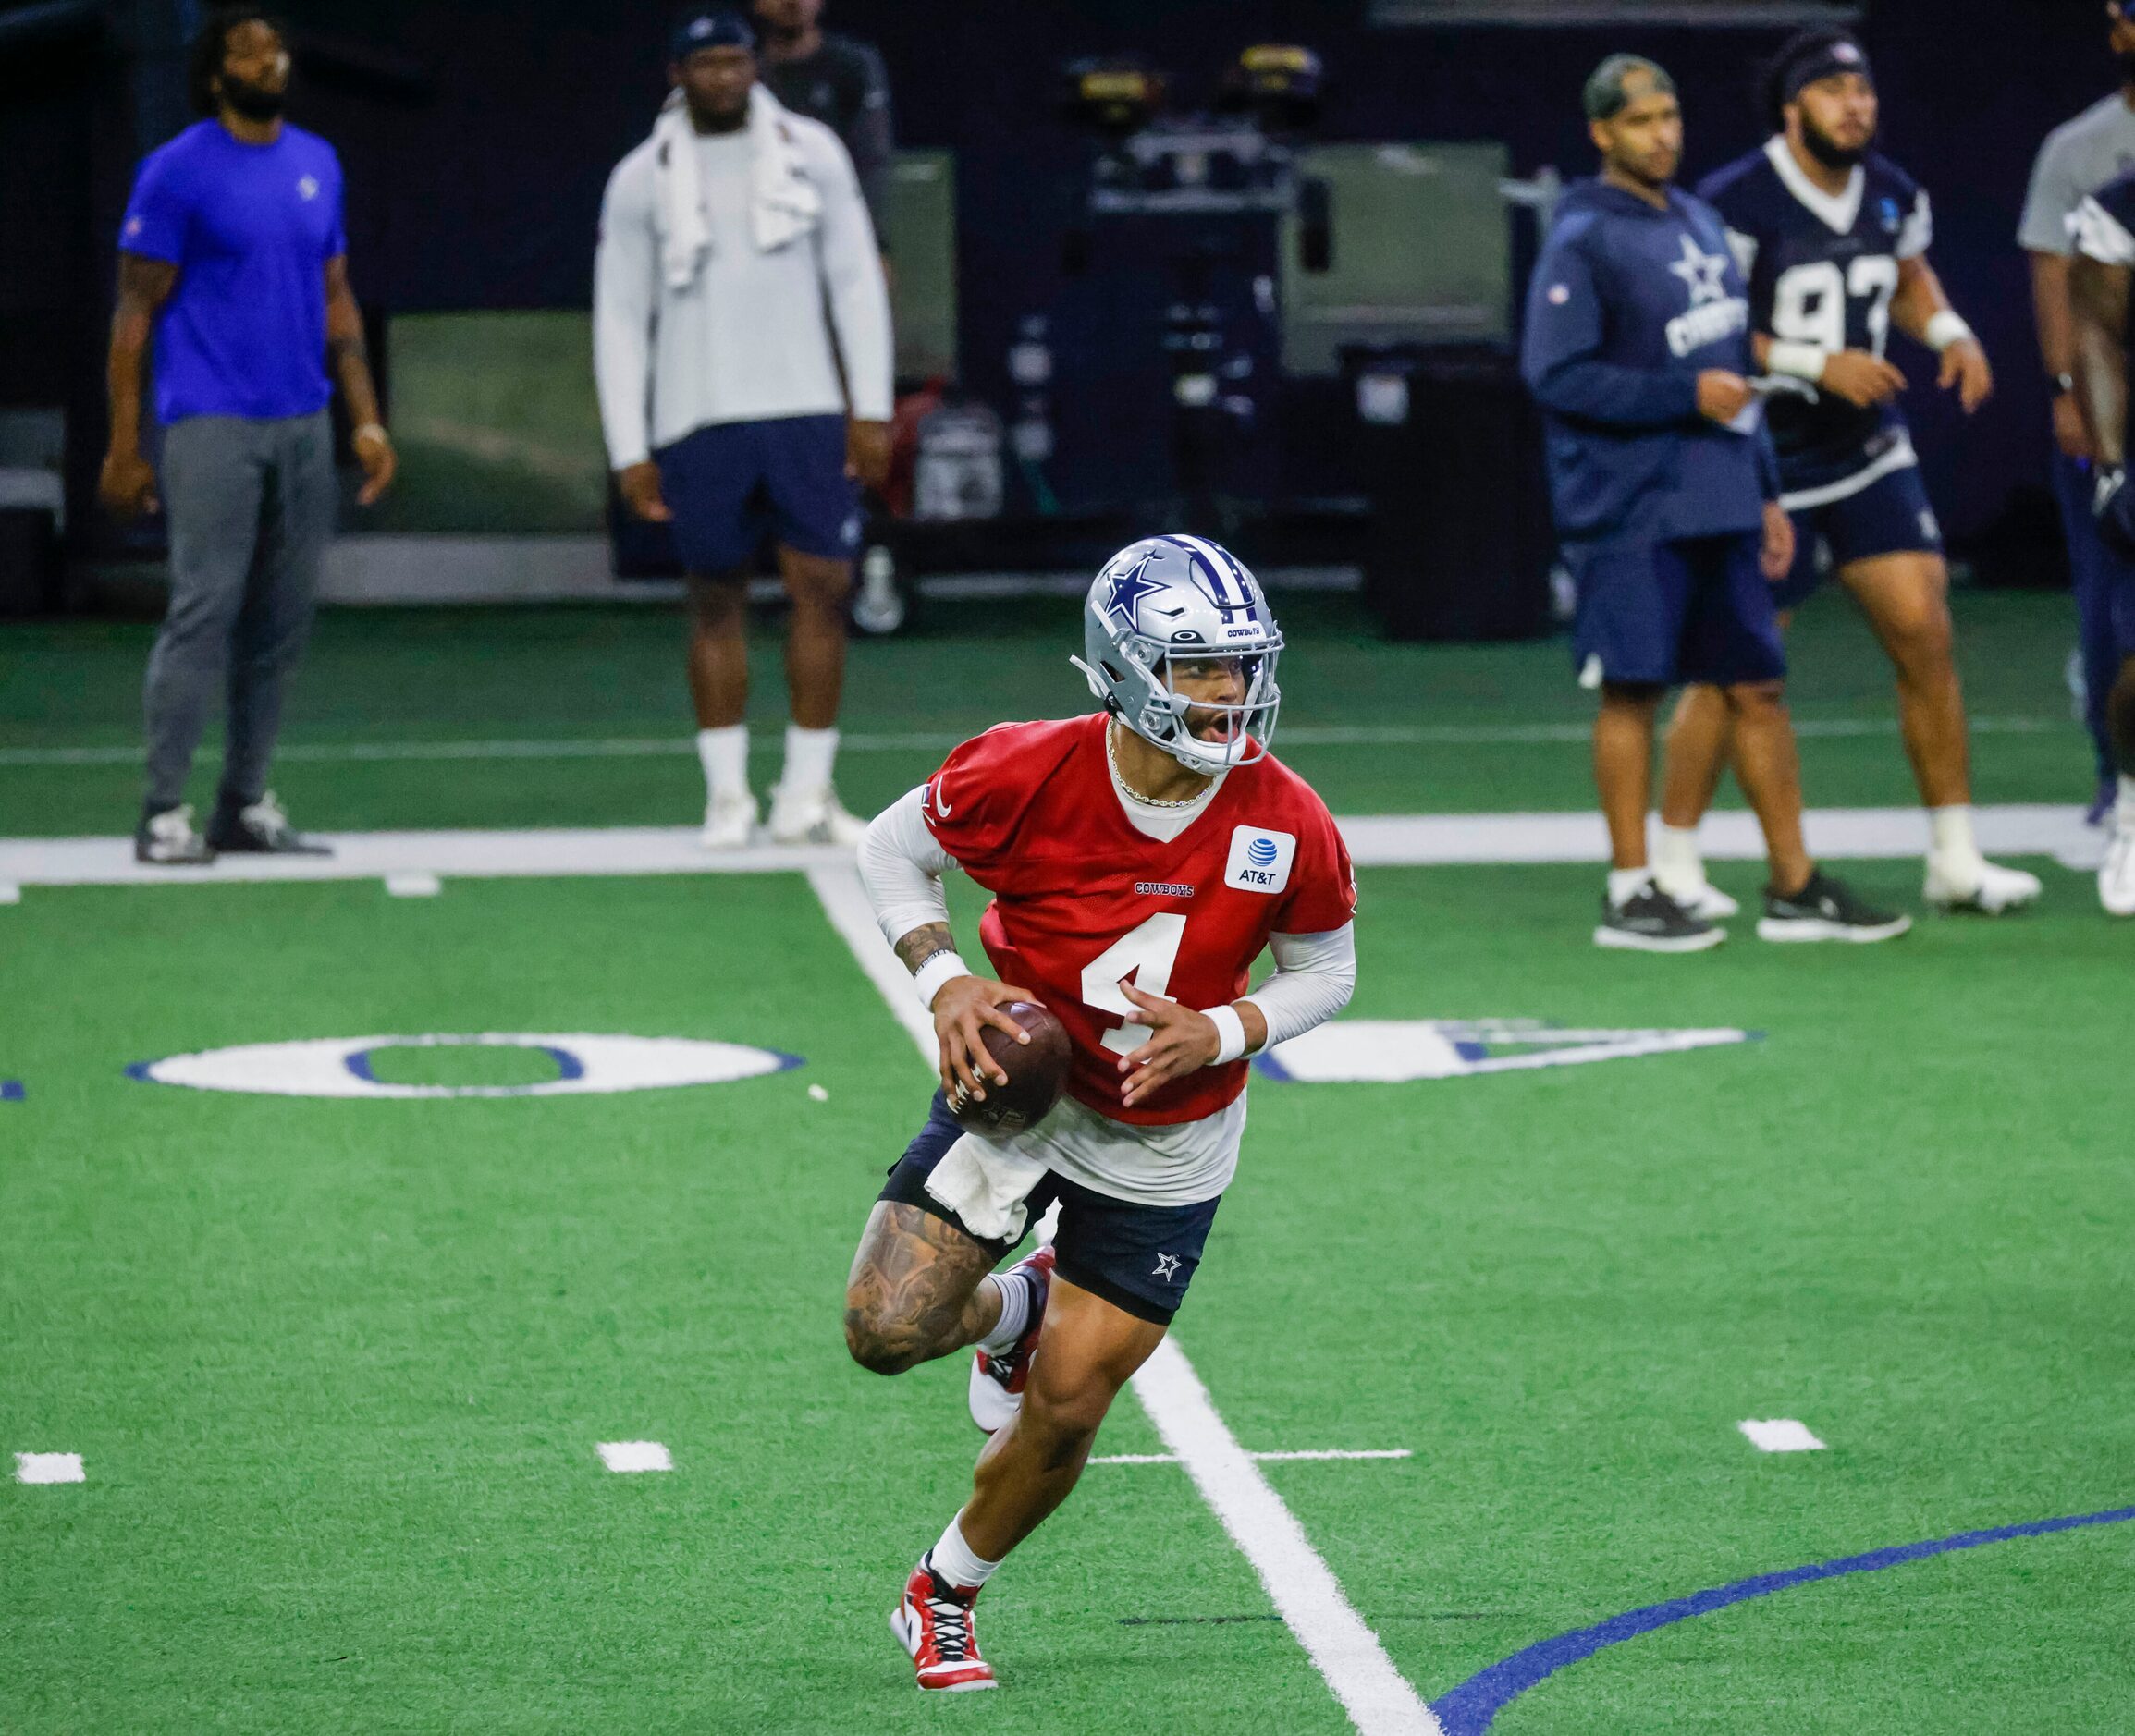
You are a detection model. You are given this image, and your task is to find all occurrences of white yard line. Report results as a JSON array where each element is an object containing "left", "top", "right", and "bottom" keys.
[
  {"left": 803, "top": 864, "right": 1441, "bottom": 1736},
  {"left": 804, "top": 862, "right": 940, "bottom": 1063},
  {"left": 0, "top": 714, "right": 2066, "bottom": 769},
  {"left": 1132, "top": 1340, "right": 1442, "bottom": 1735},
  {"left": 0, "top": 802, "right": 2094, "bottom": 894},
  {"left": 1092, "top": 1449, "right": 1414, "bottom": 1465}
]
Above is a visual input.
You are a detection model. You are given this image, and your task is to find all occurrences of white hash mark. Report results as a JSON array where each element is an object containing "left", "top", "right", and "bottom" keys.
[
  {"left": 597, "top": 1441, "right": 673, "bottom": 1473},
  {"left": 1738, "top": 1419, "right": 1826, "bottom": 1453},
  {"left": 15, "top": 1452, "right": 85, "bottom": 1484}
]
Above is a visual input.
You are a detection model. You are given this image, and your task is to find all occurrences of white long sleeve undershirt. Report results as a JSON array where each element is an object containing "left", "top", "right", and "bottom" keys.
[{"left": 855, "top": 785, "right": 1356, "bottom": 1052}]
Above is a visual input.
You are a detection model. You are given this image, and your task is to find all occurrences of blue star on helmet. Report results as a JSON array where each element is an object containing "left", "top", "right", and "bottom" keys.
[
  {"left": 1103, "top": 553, "right": 1165, "bottom": 626},
  {"left": 1668, "top": 234, "right": 1731, "bottom": 307}
]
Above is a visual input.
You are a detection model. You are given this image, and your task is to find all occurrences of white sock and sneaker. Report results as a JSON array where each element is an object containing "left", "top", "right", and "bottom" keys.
[
  {"left": 1652, "top": 823, "right": 1737, "bottom": 920},
  {"left": 2102, "top": 776, "right": 2135, "bottom": 917},
  {"left": 968, "top": 1245, "right": 1054, "bottom": 1435},
  {"left": 695, "top": 722, "right": 866, "bottom": 849},
  {"left": 1655, "top": 810, "right": 2041, "bottom": 922},
  {"left": 1920, "top": 805, "right": 2042, "bottom": 913},
  {"left": 892, "top": 1515, "right": 1000, "bottom": 1692},
  {"left": 695, "top": 725, "right": 755, "bottom": 848},
  {"left": 1595, "top": 866, "right": 1724, "bottom": 952},
  {"left": 767, "top": 724, "right": 867, "bottom": 846}
]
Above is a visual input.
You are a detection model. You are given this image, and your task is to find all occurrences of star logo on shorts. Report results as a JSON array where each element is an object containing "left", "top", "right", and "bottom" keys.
[
  {"left": 1667, "top": 234, "right": 1731, "bottom": 306},
  {"left": 1152, "top": 1253, "right": 1183, "bottom": 1281}
]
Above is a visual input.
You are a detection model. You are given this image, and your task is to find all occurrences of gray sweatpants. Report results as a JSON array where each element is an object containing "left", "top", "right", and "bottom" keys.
[{"left": 143, "top": 411, "right": 336, "bottom": 816}]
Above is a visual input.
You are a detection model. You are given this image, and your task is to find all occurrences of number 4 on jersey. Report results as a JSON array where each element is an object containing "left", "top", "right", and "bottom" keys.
[{"left": 1081, "top": 912, "right": 1186, "bottom": 1056}]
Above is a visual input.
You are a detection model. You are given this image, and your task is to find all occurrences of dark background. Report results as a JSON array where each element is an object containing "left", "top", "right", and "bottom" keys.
[{"left": 0, "top": 0, "right": 2119, "bottom": 566}]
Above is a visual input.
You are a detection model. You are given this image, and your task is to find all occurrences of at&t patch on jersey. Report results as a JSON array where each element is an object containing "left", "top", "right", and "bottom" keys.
[{"left": 1224, "top": 825, "right": 1295, "bottom": 894}]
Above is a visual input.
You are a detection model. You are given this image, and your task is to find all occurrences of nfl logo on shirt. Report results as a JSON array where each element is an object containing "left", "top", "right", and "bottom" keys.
[{"left": 1224, "top": 825, "right": 1295, "bottom": 894}]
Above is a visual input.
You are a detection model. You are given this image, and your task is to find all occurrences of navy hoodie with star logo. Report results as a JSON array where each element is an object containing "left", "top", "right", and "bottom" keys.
[{"left": 1520, "top": 178, "right": 1779, "bottom": 551}]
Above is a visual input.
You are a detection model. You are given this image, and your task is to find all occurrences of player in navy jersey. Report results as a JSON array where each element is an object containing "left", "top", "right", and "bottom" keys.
[
  {"left": 1654, "top": 30, "right": 2042, "bottom": 921},
  {"left": 2064, "top": 169, "right": 2135, "bottom": 913}
]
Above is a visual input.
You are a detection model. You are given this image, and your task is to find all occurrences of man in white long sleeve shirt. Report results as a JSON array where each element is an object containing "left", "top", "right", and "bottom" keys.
[
  {"left": 842, "top": 537, "right": 1359, "bottom": 1693},
  {"left": 594, "top": 8, "right": 892, "bottom": 848}
]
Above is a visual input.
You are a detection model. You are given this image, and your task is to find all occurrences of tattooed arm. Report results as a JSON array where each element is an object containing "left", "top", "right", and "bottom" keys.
[{"left": 862, "top": 791, "right": 1040, "bottom": 1106}]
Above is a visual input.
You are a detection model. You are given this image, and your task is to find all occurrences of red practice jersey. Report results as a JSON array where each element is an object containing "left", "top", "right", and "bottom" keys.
[{"left": 921, "top": 714, "right": 1357, "bottom": 1127}]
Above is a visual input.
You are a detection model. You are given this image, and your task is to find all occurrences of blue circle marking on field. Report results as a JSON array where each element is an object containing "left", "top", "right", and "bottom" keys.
[
  {"left": 342, "top": 1040, "right": 586, "bottom": 1086},
  {"left": 1, "top": 1080, "right": 23, "bottom": 1102},
  {"left": 1427, "top": 1504, "right": 2135, "bottom": 1734},
  {"left": 126, "top": 1034, "right": 802, "bottom": 1098}
]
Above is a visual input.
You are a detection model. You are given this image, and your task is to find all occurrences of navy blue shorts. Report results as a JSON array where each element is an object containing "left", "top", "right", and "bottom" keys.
[
  {"left": 1772, "top": 459, "right": 1942, "bottom": 612},
  {"left": 653, "top": 414, "right": 861, "bottom": 574},
  {"left": 878, "top": 1093, "right": 1222, "bottom": 1325},
  {"left": 1569, "top": 531, "right": 1786, "bottom": 690}
]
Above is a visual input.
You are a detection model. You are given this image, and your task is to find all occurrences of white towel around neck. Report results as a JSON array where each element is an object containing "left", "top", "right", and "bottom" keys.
[{"left": 652, "top": 82, "right": 823, "bottom": 291}]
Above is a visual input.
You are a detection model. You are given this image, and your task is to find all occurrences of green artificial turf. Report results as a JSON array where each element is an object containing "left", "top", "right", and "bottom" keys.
[
  {"left": 4, "top": 853, "right": 2130, "bottom": 1732},
  {"left": 0, "top": 587, "right": 2097, "bottom": 835}
]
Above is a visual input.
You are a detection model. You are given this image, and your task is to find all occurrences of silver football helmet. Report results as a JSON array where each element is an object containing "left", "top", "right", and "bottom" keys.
[{"left": 1071, "top": 534, "right": 1282, "bottom": 773}]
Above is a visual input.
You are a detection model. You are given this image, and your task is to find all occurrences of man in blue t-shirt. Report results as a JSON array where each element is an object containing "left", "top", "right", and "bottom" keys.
[
  {"left": 101, "top": 6, "right": 396, "bottom": 865},
  {"left": 1522, "top": 53, "right": 1908, "bottom": 950}
]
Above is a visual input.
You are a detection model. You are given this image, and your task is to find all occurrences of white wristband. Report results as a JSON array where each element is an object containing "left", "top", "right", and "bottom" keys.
[
  {"left": 1924, "top": 310, "right": 1974, "bottom": 353},
  {"left": 913, "top": 950, "right": 970, "bottom": 1011},
  {"left": 1765, "top": 341, "right": 1828, "bottom": 383},
  {"left": 1206, "top": 1003, "right": 1248, "bottom": 1066},
  {"left": 350, "top": 422, "right": 388, "bottom": 446}
]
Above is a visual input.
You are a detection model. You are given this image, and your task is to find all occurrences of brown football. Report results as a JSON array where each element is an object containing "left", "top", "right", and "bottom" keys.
[{"left": 951, "top": 1001, "right": 1073, "bottom": 1136}]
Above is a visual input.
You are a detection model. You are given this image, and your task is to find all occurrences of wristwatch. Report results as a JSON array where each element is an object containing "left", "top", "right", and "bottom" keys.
[{"left": 2053, "top": 372, "right": 2077, "bottom": 397}]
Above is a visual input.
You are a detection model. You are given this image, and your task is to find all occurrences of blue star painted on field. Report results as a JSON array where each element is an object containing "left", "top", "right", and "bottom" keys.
[{"left": 1104, "top": 553, "right": 1164, "bottom": 625}]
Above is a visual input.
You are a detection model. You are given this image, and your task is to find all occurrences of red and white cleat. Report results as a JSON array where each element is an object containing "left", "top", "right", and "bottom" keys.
[
  {"left": 970, "top": 1243, "right": 1055, "bottom": 1435},
  {"left": 890, "top": 1558, "right": 998, "bottom": 1693}
]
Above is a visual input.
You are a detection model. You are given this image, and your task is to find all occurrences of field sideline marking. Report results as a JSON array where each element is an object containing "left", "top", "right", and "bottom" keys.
[
  {"left": 806, "top": 860, "right": 1443, "bottom": 1736},
  {"left": 0, "top": 714, "right": 2068, "bottom": 769},
  {"left": 1094, "top": 1449, "right": 1414, "bottom": 1464},
  {"left": 1426, "top": 1504, "right": 2135, "bottom": 1735},
  {"left": 0, "top": 802, "right": 2095, "bottom": 891}
]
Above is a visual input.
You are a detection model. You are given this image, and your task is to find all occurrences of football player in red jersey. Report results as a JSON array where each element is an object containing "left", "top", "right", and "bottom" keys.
[{"left": 847, "top": 534, "right": 1359, "bottom": 1692}]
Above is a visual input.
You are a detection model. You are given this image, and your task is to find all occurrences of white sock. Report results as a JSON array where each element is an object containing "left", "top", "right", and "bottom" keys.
[
  {"left": 780, "top": 724, "right": 838, "bottom": 797},
  {"left": 1927, "top": 804, "right": 1982, "bottom": 869},
  {"left": 1607, "top": 867, "right": 1653, "bottom": 907},
  {"left": 975, "top": 1270, "right": 1031, "bottom": 1356},
  {"left": 1652, "top": 823, "right": 1704, "bottom": 890},
  {"left": 2118, "top": 775, "right": 2135, "bottom": 827},
  {"left": 695, "top": 726, "right": 749, "bottom": 805},
  {"left": 928, "top": 1515, "right": 1000, "bottom": 1593}
]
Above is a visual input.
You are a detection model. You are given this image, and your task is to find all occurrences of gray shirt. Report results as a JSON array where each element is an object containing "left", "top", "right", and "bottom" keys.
[{"left": 2019, "top": 91, "right": 2135, "bottom": 254}]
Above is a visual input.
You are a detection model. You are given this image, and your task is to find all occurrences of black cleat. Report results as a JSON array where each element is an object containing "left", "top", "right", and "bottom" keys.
[
  {"left": 204, "top": 792, "right": 333, "bottom": 856},
  {"left": 135, "top": 804, "right": 215, "bottom": 866},
  {"left": 1594, "top": 879, "right": 1724, "bottom": 952},
  {"left": 1757, "top": 868, "right": 1911, "bottom": 943}
]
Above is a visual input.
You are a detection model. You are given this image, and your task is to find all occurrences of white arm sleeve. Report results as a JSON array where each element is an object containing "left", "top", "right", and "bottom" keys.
[
  {"left": 813, "top": 134, "right": 894, "bottom": 422},
  {"left": 1240, "top": 923, "right": 1356, "bottom": 1052},
  {"left": 857, "top": 785, "right": 957, "bottom": 948},
  {"left": 592, "top": 153, "right": 658, "bottom": 471}
]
